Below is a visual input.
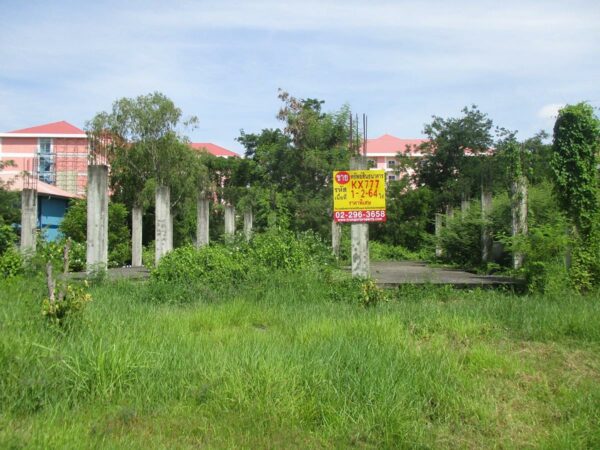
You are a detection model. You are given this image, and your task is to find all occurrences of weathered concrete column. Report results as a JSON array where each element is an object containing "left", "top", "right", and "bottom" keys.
[
  {"left": 511, "top": 177, "right": 528, "bottom": 269},
  {"left": 196, "top": 194, "right": 210, "bottom": 248},
  {"left": 20, "top": 189, "right": 37, "bottom": 254},
  {"left": 155, "top": 185, "right": 171, "bottom": 264},
  {"left": 481, "top": 187, "right": 493, "bottom": 264},
  {"left": 168, "top": 212, "right": 174, "bottom": 250},
  {"left": 131, "top": 205, "right": 143, "bottom": 267},
  {"left": 243, "top": 208, "right": 253, "bottom": 241},
  {"left": 446, "top": 204, "right": 455, "bottom": 219},
  {"left": 435, "top": 213, "right": 444, "bottom": 258},
  {"left": 350, "top": 156, "right": 369, "bottom": 277},
  {"left": 331, "top": 220, "right": 341, "bottom": 258},
  {"left": 224, "top": 204, "right": 236, "bottom": 237},
  {"left": 86, "top": 165, "right": 109, "bottom": 273},
  {"left": 461, "top": 193, "right": 470, "bottom": 215}
]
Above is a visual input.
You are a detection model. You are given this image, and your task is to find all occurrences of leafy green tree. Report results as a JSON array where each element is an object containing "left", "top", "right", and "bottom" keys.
[
  {"left": 237, "top": 91, "right": 351, "bottom": 235},
  {"left": 411, "top": 105, "right": 494, "bottom": 209},
  {"left": 551, "top": 102, "right": 600, "bottom": 236},
  {"left": 87, "top": 92, "right": 205, "bottom": 247}
]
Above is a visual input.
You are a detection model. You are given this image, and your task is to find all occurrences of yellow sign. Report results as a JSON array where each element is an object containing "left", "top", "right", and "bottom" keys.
[{"left": 333, "top": 170, "right": 386, "bottom": 223}]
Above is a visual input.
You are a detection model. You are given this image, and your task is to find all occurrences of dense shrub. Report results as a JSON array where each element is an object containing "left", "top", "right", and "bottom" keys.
[
  {"left": 151, "top": 229, "right": 334, "bottom": 300},
  {"left": 0, "top": 224, "right": 17, "bottom": 255},
  {"left": 152, "top": 244, "right": 250, "bottom": 286},
  {"left": 369, "top": 241, "right": 421, "bottom": 261},
  {"left": 438, "top": 207, "right": 486, "bottom": 269},
  {"left": 0, "top": 248, "right": 23, "bottom": 279}
]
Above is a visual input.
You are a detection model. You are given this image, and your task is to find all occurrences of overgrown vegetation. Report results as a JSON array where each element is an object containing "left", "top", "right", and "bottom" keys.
[{"left": 1, "top": 273, "right": 599, "bottom": 448}]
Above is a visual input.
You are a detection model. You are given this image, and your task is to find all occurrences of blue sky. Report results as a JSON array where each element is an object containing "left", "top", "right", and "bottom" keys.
[{"left": 1, "top": 0, "right": 599, "bottom": 154}]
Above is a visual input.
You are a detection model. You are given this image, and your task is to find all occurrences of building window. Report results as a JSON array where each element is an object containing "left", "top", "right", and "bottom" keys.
[
  {"left": 388, "top": 175, "right": 396, "bottom": 182},
  {"left": 38, "top": 138, "right": 55, "bottom": 184},
  {"left": 387, "top": 159, "right": 396, "bottom": 168}
]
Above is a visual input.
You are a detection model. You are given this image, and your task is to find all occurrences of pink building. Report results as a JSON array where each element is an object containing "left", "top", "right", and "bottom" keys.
[
  {"left": 0, "top": 121, "right": 89, "bottom": 196},
  {"left": 364, "top": 134, "right": 427, "bottom": 181},
  {"left": 190, "top": 142, "right": 239, "bottom": 158}
]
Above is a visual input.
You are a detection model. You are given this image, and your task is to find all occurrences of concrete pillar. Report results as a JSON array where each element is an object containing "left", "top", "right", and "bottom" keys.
[
  {"left": 86, "top": 165, "right": 109, "bottom": 273},
  {"left": 350, "top": 156, "right": 369, "bottom": 277},
  {"left": 446, "top": 204, "right": 454, "bottom": 220},
  {"left": 435, "top": 213, "right": 444, "bottom": 258},
  {"left": 511, "top": 176, "right": 528, "bottom": 270},
  {"left": 155, "top": 184, "right": 171, "bottom": 264},
  {"left": 196, "top": 195, "right": 210, "bottom": 248},
  {"left": 168, "top": 212, "right": 174, "bottom": 250},
  {"left": 331, "top": 220, "right": 341, "bottom": 258},
  {"left": 481, "top": 188, "right": 493, "bottom": 264},
  {"left": 20, "top": 188, "right": 37, "bottom": 254},
  {"left": 243, "top": 208, "right": 253, "bottom": 241},
  {"left": 131, "top": 205, "right": 143, "bottom": 267},
  {"left": 224, "top": 204, "right": 236, "bottom": 237},
  {"left": 461, "top": 193, "right": 470, "bottom": 215}
]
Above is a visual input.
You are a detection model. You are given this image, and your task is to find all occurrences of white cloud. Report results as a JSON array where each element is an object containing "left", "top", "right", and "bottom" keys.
[{"left": 537, "top": 104, "right": 564, "bottom": 120}]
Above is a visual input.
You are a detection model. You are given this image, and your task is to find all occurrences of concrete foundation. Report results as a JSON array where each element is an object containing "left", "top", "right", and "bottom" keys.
[
  {"left": 131, "top": 206, "right": 143, "bottom": 267},
  {"left": 243, "top": 208, "right": 253, "bottom": 241},
  {"left": 224, "top": 204, "right": 236, "bottom": 237},
  {"left": 86, "top": 165, "right": 109, "bottom": 272},
  {"left": 155, "top": 185, "right": 172, "bottom": 264},
  {"left": 331, "top": 220, "right": 341, "bottom": 258},
  {"left": 196, "top": 195, "right": 210, "bottom": 248},
  {"left": 481, "top": 188, "right": 493, "bottom": 263},
  {"left": 435, "top": 213, "right": 444, "bottom": 258},
  {"left": 20, "top": 189, "right": 37, "bottom": 254}
]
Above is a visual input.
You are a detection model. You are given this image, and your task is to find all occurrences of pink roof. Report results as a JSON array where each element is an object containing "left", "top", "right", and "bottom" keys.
[
  {"left": 7, "top": 121, "right": 85, "bottom": 135},
  {"left": 190, "top": 142, "right": 238, "bottom": 157},
  {"left": 364, "top": 134, "right": 428, "bottom": 155},
  {"left": 0, "top": 174, "right": 80, "bottom": 199}
]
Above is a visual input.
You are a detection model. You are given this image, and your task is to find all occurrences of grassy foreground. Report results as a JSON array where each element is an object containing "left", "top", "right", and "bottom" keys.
[{"left": 1, "top": 273, "right": 599, "bottom": 449}]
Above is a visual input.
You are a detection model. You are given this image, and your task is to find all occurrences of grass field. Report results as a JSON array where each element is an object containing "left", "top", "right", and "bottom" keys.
[{"left": 1, "top": 272, "right": 599, "bottom": 449}]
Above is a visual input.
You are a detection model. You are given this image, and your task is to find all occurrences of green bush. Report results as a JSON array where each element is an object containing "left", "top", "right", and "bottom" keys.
[
  {"left": 150, "top": 229, "right": 334, "bottom": 302},
  {"left": 438, "top": 208, "right": 486, "bottom": 269},
  {"left": 0, "top": 248, "right": 23, "bottom": 279},
  {"left": 152, "top": 244, "right": 249, "bottom": 286},
  {"left": 0, "top": 224, "right": 17, "bottom": 255},
  {"left": 369, "top": 241, "right": 420, "bottom": 261},
  {"left": 41, "top": 282, "right": 92, "bottom": 327}
]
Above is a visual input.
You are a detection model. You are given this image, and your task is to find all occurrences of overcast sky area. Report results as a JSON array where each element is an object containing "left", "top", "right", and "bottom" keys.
[{"left": 1, "top": 0, "right": 599, "bottom": 154}]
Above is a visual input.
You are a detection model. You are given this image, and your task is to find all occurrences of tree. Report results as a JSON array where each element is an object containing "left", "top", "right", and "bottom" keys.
[
  {"left": 237, "top": 91, "right": 351, "bottom": 235},
  {"left": 551, "top": 102, "right": 600, "bottom": 237},
  {"left": 87, "top": 92, "right": 204, "bottom": 248},
  {"left": 411, "top": 105, "right": 494, "bottom": 209}
]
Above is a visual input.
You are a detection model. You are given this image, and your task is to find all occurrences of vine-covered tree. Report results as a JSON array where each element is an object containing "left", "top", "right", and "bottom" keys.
[{"left": 551, "top": 102, "right": 600, "bottom": 236}]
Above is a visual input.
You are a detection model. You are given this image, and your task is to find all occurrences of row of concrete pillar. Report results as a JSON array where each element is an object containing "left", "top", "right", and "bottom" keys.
[{"left": 19, "top": 165, "right": 254, "bottom": 272}]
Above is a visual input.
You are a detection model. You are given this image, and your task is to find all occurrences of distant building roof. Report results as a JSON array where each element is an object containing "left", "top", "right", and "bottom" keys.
[
  {"left": 0, "top": 173, "right": 80, "bottom": 199},
  {"left": 364, "top": 134, "right": 428, "bottom": 156},
  {"left": 190, "top": 142, "right": 238, "bottom": 158},
  {"left": 4, "top": 121, "right": 86, "bottom": 136}
]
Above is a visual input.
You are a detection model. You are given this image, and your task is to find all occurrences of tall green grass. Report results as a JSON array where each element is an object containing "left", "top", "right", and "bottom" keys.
[{"left": 1, "top": 273, "right": 599, "bottom": 448}]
